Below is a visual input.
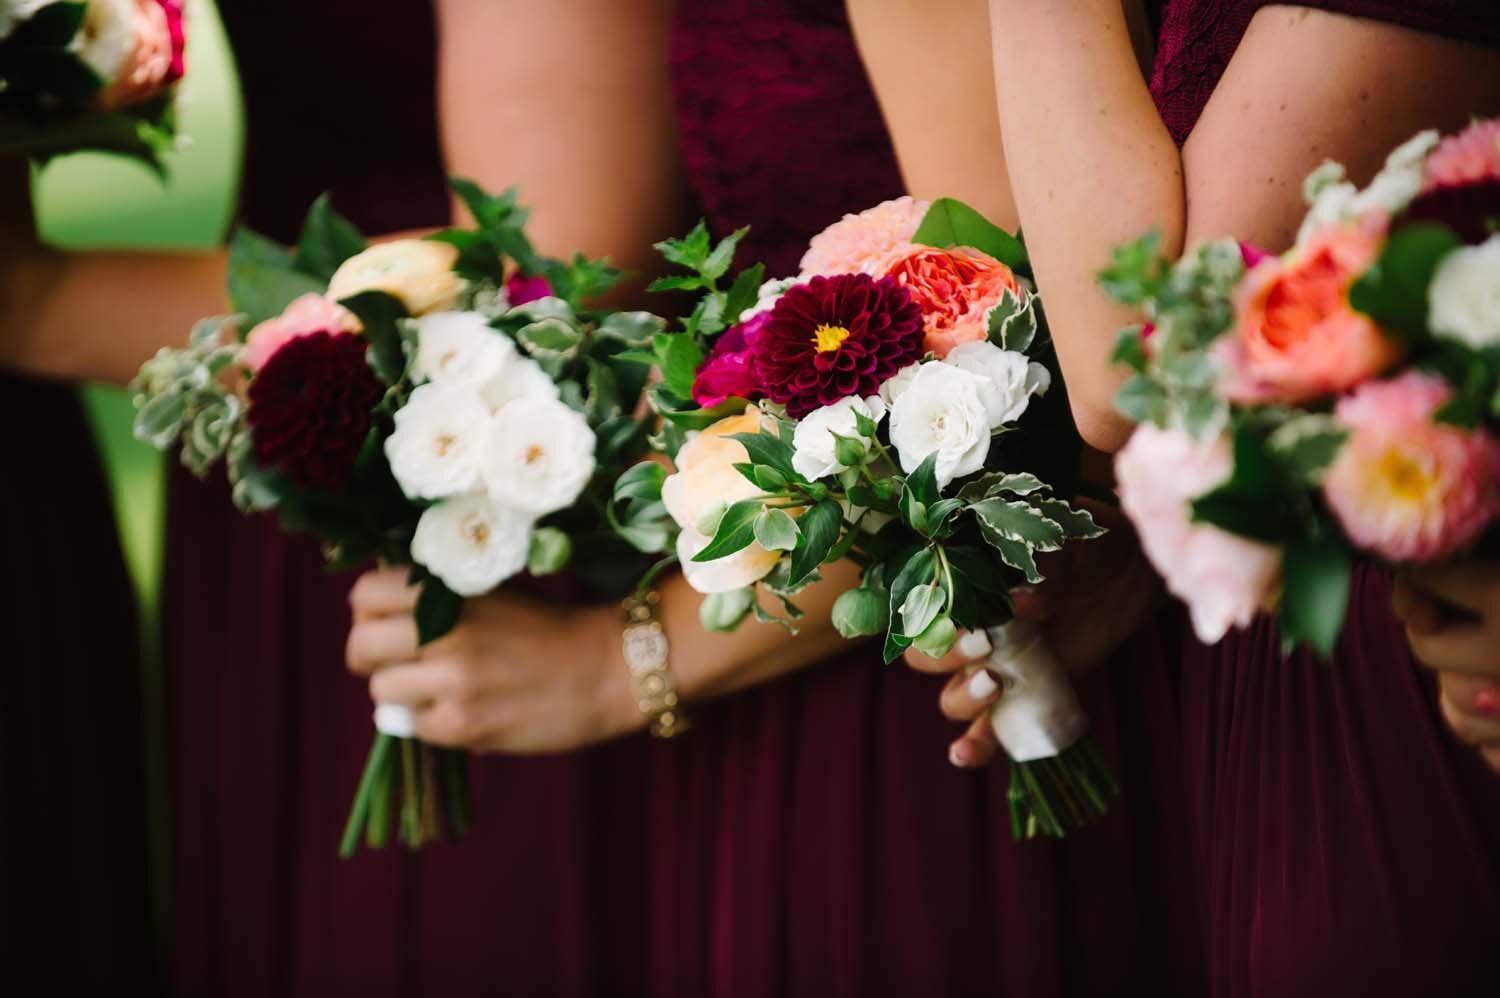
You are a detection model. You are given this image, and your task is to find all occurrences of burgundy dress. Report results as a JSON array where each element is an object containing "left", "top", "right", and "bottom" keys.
[
  {"left": 643, "top": 4, "right": 1201, "bottom": 995},
  {"left": 1, "top": 375, "right": 158, "bottom": 996},
  {"left": 166, "top": 3, "right": 648, "bottom": 995},
  {"left": 1155, "top": 2, "right": 1500, "bottom": 995}
]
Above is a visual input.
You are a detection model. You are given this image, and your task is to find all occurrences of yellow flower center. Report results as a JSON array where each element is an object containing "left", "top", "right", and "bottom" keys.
[
  {"left": 524, "top": 444, "right": 546, "bottom": 465},
  {"left": 812, "top": 323, "right": 851, "bottom": 353},
  {"left": 1377, "top": 447, "right": 1436, "bottom": 503}
]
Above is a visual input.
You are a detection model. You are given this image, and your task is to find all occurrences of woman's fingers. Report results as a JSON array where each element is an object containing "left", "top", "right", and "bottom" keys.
[
  {"left": 949, "top": 713, "right": 1000, "bottom": 768},
  {"left": 345, "top": 615, "right": 420, "bottom": 676},
  {"left": 1438, "top": 689, "right": 1500, "bottom": 748},
  {"left": 939, "top": 665, "right": 1003, "bottom": 722},
  {"left": 348, "top": 568, "right": 421, "bottom": 620},
  {"left": 1391, "top": 573, "right": 1445, "bottom": 635},
  {"left": 1403, "top": 562, "right": 1500, "bottom": 616},
  {"left": 367, "top": 657, "right": 478, "bottom": 706},
  {"left": 1406, "top": 621, "right": 1499, "bottom": 677},
  {"left": 904, "top": 629, "right": 993, "bottom": 674}
]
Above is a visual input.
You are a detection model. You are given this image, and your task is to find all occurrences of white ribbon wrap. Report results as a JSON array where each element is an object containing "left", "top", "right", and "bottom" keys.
[
  {"left": 983, "top": 621, "right": 1087, "bottom": 762},
  {"left": 373, "top": 702, "right": 415, "bottom": 739}
]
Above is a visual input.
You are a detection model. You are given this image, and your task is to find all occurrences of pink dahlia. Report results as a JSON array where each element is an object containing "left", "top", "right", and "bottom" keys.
[
  {"left": 1406, "top": 118, "right": 1500, "bottom": 245},
  {"left": 753, "top": 273, "right": 924, "bottom": 418},
  {"left": 798, "top": 197, "right": 929, "bottom": 277},
  {"left": 1323, "top": 371, "right": 1500, "bottom": 563},
  {"left": 242, "top": 293, "right": 361, "bottom": 373},
  {"left": 692, "top": 311, "right": 770, "bottom": 407},
  {"left": 881, "top": 245, "right": 1021, "bottom": 358}
]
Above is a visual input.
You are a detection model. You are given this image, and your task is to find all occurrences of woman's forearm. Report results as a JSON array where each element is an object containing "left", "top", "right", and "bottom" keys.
[{"left": 987, "top": 0, "right": 1181, "bottom": 452}]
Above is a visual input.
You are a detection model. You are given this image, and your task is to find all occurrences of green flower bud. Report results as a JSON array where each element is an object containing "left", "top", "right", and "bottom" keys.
[
  {"left": 912, "top": 614, "right": 958, "bottom": 658},
  {"left": 831, "top": 586, "right": 890, "bottom": 639},
  {"left": 526, "top": 527, "right": 572, "bottom": 576}
]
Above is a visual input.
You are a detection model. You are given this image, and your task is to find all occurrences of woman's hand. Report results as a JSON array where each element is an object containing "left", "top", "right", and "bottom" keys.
[
  {"left": 904, "top": 499, "right": 1162, "bottom": 767},
  {"left": 1392, "top": 561, "right": 1500, "bottom": 774},
  {"left": 345, "top": 568, "right": 642, "bottom": 753}
]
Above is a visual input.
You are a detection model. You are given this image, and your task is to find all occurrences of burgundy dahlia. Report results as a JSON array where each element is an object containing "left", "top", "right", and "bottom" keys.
[
  {"left": 752, "top": 273, "right": 924, "bottom": 417},
  {"left": 247, "top": 330, "right": 384, "bottom": 493}
]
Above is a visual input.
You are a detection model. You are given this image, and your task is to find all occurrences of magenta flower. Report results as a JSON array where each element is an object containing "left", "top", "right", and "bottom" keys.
[
  {"left": 506, "top": 273, "right": 554, "bottom": 306},
  {"left": 691, "top": 312, "right": 770, "bottom": 407}
]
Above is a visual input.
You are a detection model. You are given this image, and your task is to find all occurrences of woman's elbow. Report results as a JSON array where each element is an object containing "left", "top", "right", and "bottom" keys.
[{"left": 1071, "top": 397, "right": 1133, "bottom": 454}]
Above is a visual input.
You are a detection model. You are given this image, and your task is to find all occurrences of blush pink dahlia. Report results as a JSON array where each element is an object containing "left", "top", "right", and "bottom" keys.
[
  {"left": 1116, "top": 423, "right": 1283, "bottom": 644},
  {"left": 1322, "top": 372, "right": 1500, "bottom": 563},
  {"left": 242, "top": 294, "right": 362, "bottom": 372},
  {"left": 1406, "top": 117, "right": 1500, "bottom": 245},
  {"left": 798, "top": 197, "right": 929, "bottom": 277},
  {"left": 882, "top": 245, "right": 1021, "bottom": 358},
  {"left": 753, "top": 274, "right": 924, "bottom": 418}
]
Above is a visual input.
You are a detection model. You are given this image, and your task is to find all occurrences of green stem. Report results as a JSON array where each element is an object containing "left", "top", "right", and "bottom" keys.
[
  {"left": 634, "top": 554, "right": 680, "bottom": 602},
  {"left": 399, "top": 738, "right": 421, "bottom": 847},
  {"left": 935, "top": 544, "right": 956, "bottom": 614},
  {"left": 339, "top": 735, "right": 394, "bottom": 859}
]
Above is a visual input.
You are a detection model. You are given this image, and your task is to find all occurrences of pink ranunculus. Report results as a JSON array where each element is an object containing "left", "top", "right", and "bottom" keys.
[
  {"left": 1322, "top": 372, "right": 1500, "bottom": 563},
  {"left": 881, "top": 245, "right": 1020, "bottom": 358},
  {"left": 691, "top": 312, "right": 770, "bottom": 407},
  {"left": 92, "top": 0, "right": 176, "bottom": 111},
  {"left": 1420, "top": 117, "right": 1500, "bottom": 194},
  {"left": 1116, "top": 423, "right": 1284, "bottom": 644},
  {"left": 152, "top": 0, "right": 186, "bottom": 84},
  {"left": 242, "top": 294, "right": 362, "bottom": 373},
  {"left": 505, "top": 272, "right": 554, "bottom": 306},
  {"left": 799, "top": 196, "right": 930, "bottom": 278},
  {"left": 1215, "top": 224, "right": 1401, "bottom": 405}
]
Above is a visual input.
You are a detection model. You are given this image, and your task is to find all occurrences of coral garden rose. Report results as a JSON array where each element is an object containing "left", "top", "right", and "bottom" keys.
[
  {"left": 1216, "top": 224, "right": 1400, "bottom": 404},
  {"left": 1322, "top": 372, "right": 1500, "bottom": 563},
  {"left": 327, "top": 239, "right": 464, "bottom": 316},
  {"left": 881, "top": 245, "right": 1020, "bottom": 358},
  {"left": 242, "top": 293, "right": 361, "bottom": 372},
  {"left": 1115, "top": 423, "right": 1283, "bottom": 644},
  {"left": 799, "top": 196, "right": 929, "bottom": 277}
]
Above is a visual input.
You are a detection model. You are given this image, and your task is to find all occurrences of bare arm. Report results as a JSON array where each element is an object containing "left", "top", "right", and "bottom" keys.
[{"left": 988, "top": 2, "right": 1500, "bottom": 451}]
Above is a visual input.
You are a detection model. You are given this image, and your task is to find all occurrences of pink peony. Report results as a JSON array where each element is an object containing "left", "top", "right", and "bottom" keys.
[
  {"left": 691, "top": 312, "right": 770, "bottom": 407},
  {"left": 505, "top": 272, "right": 553, "bottom": 306},
  {"left": 1322, "top": 372, "right": 1500, "bottom": 563},
  {"left": 799, "top": 197, "right": 929, "bottom": 277},
  {"left": 91, "top": 0, "right": 176, "bottom": 111},
  {"left": 1420, "top": 118, "right": 1500, "bottom": 193},
  {"left": 881, "top": 245, "right": 1021, "bottom": 358},
  {"left": 242, "top": 294, "right": 362, "bottom": 373},
  {"left": 1116, "top": 423, "right": 1283, "bottom": 644},
  {"left": 1216, "top": 224, "right": 1401, "bottom": 404}
]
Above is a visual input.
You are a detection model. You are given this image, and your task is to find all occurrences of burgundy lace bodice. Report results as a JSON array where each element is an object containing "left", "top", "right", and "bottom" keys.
[
  {"left": 669, "top": 0, "right": 904, "bottom": 276},
  {"left": 1151, "top": 0, "right": 1500, "bottom": 146}
]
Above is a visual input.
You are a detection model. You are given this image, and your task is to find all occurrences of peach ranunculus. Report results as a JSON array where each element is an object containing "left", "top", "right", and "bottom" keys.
[
  {"left": 660, "top": 406, "right": 783, "bottom": 594},
  {"left": 1322, "top": 372, "right": 1500, "bottom": 563},
  {"left": 326, "top": 240, "right": 464, "bottom": 316},
  {"left": 242, "top": 294, "right": 361, "bottom": 372},
  {"left": 1215, "top": 223, "right": 1400, "bottom": 405},
  {"left": 881, "top": 246, "right": 1020, "bottom": 358},
  {"left": 799, "top": 197, "right": 930, "bottom": 278}
]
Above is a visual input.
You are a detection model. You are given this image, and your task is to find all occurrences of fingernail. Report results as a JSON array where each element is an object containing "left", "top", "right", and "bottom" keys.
[
  {"left": 949, "top": 743, "right": 974, "bottom": 768},
  {"left": 967, "top": 669, "right": 999, "bottom": 701},
  {"left": 957, "top": 630, "right": 993, "bottom": 660},
  {"left": 1475, "top": 685, "right": 1500, "bottom": 718}
]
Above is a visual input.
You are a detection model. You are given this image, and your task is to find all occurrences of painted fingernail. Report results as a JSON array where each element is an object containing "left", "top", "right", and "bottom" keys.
[
  {"left": 967, "top": 669, "right": 999, "bottom": 701},
  {"left": 1475, "top": 685, "right": 1500, "bottom": 718},
  {"left": 957, "top": 630, "right": 993, "bottom": 660}
]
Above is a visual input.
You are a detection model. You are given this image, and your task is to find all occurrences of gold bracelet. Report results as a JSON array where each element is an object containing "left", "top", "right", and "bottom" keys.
[{"left": 621, "top": 591, "right": 689, "bottom": 739}]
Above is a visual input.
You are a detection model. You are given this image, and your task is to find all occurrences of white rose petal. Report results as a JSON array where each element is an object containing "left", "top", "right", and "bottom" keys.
[
  {"left": 877, "top": 362, "right": 923, "bottom": 408},
  {"left": 412, "top": 311, "right": 516, "bottom": 388},
  {"left": 791, "top": 395, "right": 886, "bottom": 481},
  {"left": 385, "top": 383, "right": 493, "bottom": 500},
  {"left": 1351, "top": 129, "right": 1439, "bottom": 219},
  {"left": 480, "top": 396, "right": 596, "bottom": 517},
  {"left": 887, "top": 362, "right": 993, "bottom": 487},
  {"left": 411, "top": 493, "right": 532, "bottom": 597},
  {"left": 675, "top": 524, "right": 781, "bottom": 594},
  {"left": 942, "top": 341, "right": 1051, "bottom": 428},
  {"left": 76, "top": 0, "right": 138, "bottom": 81},
  {"left": 1429, "top": 235, "right": 1500, "bottom": 350},
  {"left": 740, "top": 276, "right": 804, "bottom": 323},
  {"left": 478, "top": 354, "right": 560, "bottom": 413}
]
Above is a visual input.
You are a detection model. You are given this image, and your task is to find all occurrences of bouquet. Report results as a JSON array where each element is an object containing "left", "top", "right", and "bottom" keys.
[
  {"left": 1106, "top": 117, "right": 1500, "bottom": 656},
  {"left": 132, "top": 181, "right": 663, "bottom": 854},
  {"left": 616, "top": 198, "right": 1117, "bottom": 837},
  {"left": 0, "top": 0, "right": 185, "bottom": 169}
]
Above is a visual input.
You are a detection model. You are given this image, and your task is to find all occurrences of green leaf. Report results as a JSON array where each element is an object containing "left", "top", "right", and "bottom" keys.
[
  {"left": 972, "top": 498, "right": 1066, "bottom": 552},
  {"left": 337, "top": 291, "right": 409, "bottom": 385},
  {"left": 527, "top": 527, "right": 573, "bottom": 575},
  {"left": 987, "top": 288, "right": 1038, "bottom": 352},
  {"left": 657, "top": 332, "right": 704, "bottom": 398},
  {"left": 958, "top": 471, "right": 1047, "bottom": 502},
  {"left": 787, "top": 500, "right": 843, "bottom": 586},
  {"left": 517, "top": 317, "right": 584, "bottom": 359},
  {"left": 1267, "top": 414, "right": 1349, "bottom": 487},
  {"left": 832, "top": 432, "right": 867, "bottom": 468},
  {"left": 615, "top": 522, "right": 671, "bottom": 554},
  {"left": 1113, "top": 375, "right": 1168, "bottom": 427},
  {"left": 691, "top": 498, "right": 765, "bottom": 562},
  {"left": 1032, "top": 498, "right": 1106, "bottom": 540},
  {"left": 727, "top": 431, "right": 800, "bottom": 481},
  {"left": 912, "top": 198, "right": 1029, "bottom": 270},
  {"left": 226, "top": 228, "right": 325, "bottom": 327},
  {"left": 1279, "top": 533, "right": 1351, "bottom": 659},
  {"left": 701, "top": 226, "right": 749, "bottom": 281},
  {"left": 831, "top": 586, "right": 890, "bottom": 638},
  {"left": 647, "top": 274, "right": 708, "bottom": 293},
  {"left": 596, "top": 310, "right": 665, "bottom": 346},
  {"left": 754, "top": 507, "right": 801, "bottom": 552},
  {"left": 295, "top": 193, "right": 366, "bottom": 282},
  {"left": 904, "top": 453, "right": 940, "bottom": 506},
  {"left": 899, "top": 582, "right": 946, "bottom": 639},
  {"left": 654, "top": 221, "right": 712, "bottom": 270},
  {"left": 1348, "top": 222, "right": 1462, "bottom": 340},
  {"left": 613, "top": 462, "right": 666, "bottom": 504},
  {"left": 722, "top": 264, "right": 767, "bottom": 326},
  {"left": 700, "top": 588, "right": 757, "bottom": 632},
  {"left": 1097, "top": 229, "right": 1165, "bottom": 305},
  {"left": 884, "top": 549, "right": 937, "bottom": 662},
  {"left": 13, "top": 2, "right": 88, "bottom": 45},
  {"left": 1111, "top": 325, "right": 1149, "bottom": 373},
  {"left": 415, "top": 578, "right": 465, "bottom": 645},
  {"left": 982, "top": 532, "right": 1044, "bottom": 584}
]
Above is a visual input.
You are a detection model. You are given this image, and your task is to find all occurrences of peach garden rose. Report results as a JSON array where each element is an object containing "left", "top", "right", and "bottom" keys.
[{"left": 881, "top": 245, "right": 1020, "bottom": 358}]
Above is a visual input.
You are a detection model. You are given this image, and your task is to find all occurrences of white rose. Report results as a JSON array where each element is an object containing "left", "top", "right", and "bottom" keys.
[
  {"left": 674, "top": 524, "right": 782, "bottom": 594},
  {"left": 1429, "top": 235, "right": 1500, "bottom": 350},
  {"left": 327, "top": 240, "right": 464, "bottom": 316},
  {"left": 887, "top": 362, "right": 993, "bottom": 487},
  {"left": 942, "top": 341, "right": 1051, "bottom": 428},
  {"left": 877, "top": 362, "right": 922, "bottom": 407},
  {"left": 385, "top": 383, "right": 493, "bottom": 500},
  {"left": 790, "top": 395, "right": 886, "bottom": 481},
  {"left": 412, "top": 311, "right": 516, "bottom": 387},
  {"left": 0, "top": 0, "right": 57, "bottom": 40},
  {"left": 478, "top": 353, "right": 560, "bottom": 413},
  {"left": 479, "top": 396, "right": 596, "bottom": 516},
  {"left": 410, "top": 493, "right": 532, "bottom": 597}
]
